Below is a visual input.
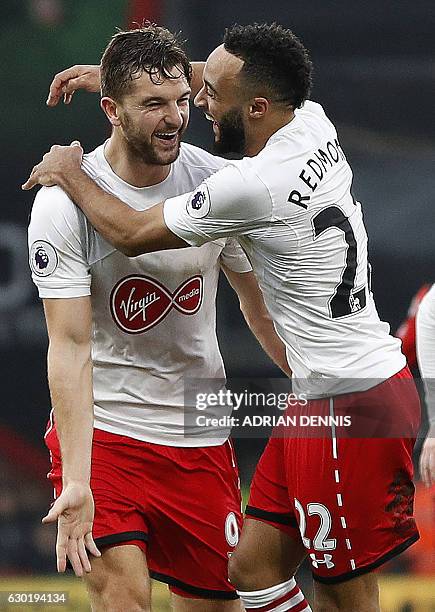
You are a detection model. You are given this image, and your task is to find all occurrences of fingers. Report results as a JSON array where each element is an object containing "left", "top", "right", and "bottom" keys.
[
  {"left": 47, "top": 66, "right": 83, "bottom": 106},
  {"left": 66, "top": 534, "right": 100, "bottom": 576},
  {"left": 21, "top": 167, "right": 38, "bottom": 191},
  {"left": 42, "top": 496, "right": 68, "bottom": 523},
  {"left": 77, "top": 538, "right": 92, "bottom": 574},
  {"left": 62, "top": 76, "right": 90, "bottom": 97},
  {"left": 68, "top": 141, "right": 84, "bottom": 161},
  {"left": 22, "top": 142, "right": 83, "bottom": 190},
  {"left": 67, "top": 538, "right": 83, "bottom": 577},
  {"left": 46, "top": 65, "right": 100, "bottom": 106},
  {"left": 55, "top": 527, "right": 68, "bottom": 573},
  {"left": 63, "top": 91, "right": 74, "bottom": 105},
  {"left": 84, "top": 533, "right": 101, "bottom": 558},
  {"left": 41, "top": 506, "right": 59, "bottom": 524}
]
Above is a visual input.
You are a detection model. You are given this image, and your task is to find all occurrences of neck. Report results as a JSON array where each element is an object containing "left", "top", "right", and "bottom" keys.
[
  {"left": 245, "top": 109, "right": 295, "bottom": 156},
  {"left": 104, "top": 131, "right": 170, "bottom": 187}
]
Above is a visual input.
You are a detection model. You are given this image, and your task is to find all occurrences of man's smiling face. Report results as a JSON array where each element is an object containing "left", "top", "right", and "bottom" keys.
[
  {"left": 116, "top": 67, "right": 191, "bottom": 165},
  {"left": 194, "top": 45, "right": 248, "bottom": 156}
]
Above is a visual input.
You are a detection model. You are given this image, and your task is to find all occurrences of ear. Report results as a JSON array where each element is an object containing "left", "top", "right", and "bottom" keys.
[
  {"left": 100, "top": 97, "right": 122, "bottom": 126},
  {"left": 248, "top": 97, "right": 269, "bottom": 119}
]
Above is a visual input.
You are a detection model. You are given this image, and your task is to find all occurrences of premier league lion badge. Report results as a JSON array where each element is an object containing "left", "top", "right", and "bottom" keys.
[
  {"left": 30, "top": 240, "right": 58, "bottom": 277},
  {"left": 186, "top": 185, "right": 211, "bottom": 219}
]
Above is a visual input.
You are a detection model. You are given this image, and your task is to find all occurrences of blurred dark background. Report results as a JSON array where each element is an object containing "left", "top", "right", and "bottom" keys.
[{"left": 1, "top": 0, "right": 434, "bottom": 582}]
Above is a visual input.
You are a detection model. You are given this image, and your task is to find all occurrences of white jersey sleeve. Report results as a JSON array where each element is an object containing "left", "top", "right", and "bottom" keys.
[
  {"left": 28, "top": 186, "right": 91, "bottom": 298},
  {"left": 416, "top": 284, "right": 435, "bottom": 426},
  {"left": 163, "top": 160, "right": 273, "bottom": 246},
  {"left": 219, "top": 238, "right": 252, "bottom": 273}
]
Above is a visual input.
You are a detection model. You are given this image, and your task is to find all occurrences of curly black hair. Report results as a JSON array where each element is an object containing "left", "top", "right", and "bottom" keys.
[
  {"left": 223, "top": 23, "right": 312, "bottom": 109},
  {"left": 101, "top": 23, "right": 192, "bottom": 101}
]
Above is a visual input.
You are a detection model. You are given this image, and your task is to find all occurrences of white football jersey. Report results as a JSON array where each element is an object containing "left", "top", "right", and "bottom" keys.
[
  {"left": 28, "top": 142, "right": 252, "bottom": 445},
  {"left": 164, "top": 101, "right": 405, "bottom": 397}
]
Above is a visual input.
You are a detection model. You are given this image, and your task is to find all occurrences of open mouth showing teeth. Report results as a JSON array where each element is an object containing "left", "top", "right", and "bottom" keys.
[
  {"left": 205, "top": 114, "right": 219, "bottom": 132},
  {"left": 155, "top": 132, "right": 178, "bottom": 141}
]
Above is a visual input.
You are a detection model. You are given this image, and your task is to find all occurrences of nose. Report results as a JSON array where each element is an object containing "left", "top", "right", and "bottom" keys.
[
  {"left": 164, "top": 103, "right": 184, "bottom": 130},
  {"left": 194, "top": 85, "right": 206, "bottom": 109}
]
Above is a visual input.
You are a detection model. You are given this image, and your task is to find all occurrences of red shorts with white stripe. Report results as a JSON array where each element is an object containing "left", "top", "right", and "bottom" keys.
[
  {"left": 45, "top": 426, "right": 242, "bottom": 600},
  {"left": 246, "top": 366, "right": 421, "bottom": 583}
]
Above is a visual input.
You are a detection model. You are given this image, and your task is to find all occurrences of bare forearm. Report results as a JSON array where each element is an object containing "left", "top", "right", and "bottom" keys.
[
  {"left": 57, "top": 169, "right": 148, "bottom": 255},
  {"left": 224, "top": 268, "right": 292, "bottom": 377},
  {"left": 244, "top": 313, "right": 292, "bottom": 377},
  {"left": 56, "top": 168, "right": 184, "bottom": 255},
  {"left": 48, "top": 343, "right": 93, "bottom": 485}
]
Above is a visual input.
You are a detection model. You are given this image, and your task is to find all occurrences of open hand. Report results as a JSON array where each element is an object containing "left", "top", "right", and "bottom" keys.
[
  {"left": 47, "top": 65, "right": 101, "bottom": 106},
  {"left": 42, "top": 482, "right": 101, "bottom": 576}
]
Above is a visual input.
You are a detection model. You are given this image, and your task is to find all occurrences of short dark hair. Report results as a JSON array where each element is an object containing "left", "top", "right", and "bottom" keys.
[
  {"left": 223, "top": 23, "right": 312, "bottom": 109},
  {"left": 101, "top": 23, "right": 192, "bottom": 101}
]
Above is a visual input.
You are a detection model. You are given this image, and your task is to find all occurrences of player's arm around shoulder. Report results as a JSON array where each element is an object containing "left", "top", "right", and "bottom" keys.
[
  {"left": 24, "top": 146, "right": 187, "bottom": 257},
  {"left": 222, "top": 264, "right": 292, "bottom": 377}
]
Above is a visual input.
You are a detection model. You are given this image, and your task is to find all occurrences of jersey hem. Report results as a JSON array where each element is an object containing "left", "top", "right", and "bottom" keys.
[
  {"left": 93, "top": 422, "right": 229, "bottom": 448},
  {"left": 37, "top": 288, "right": 91, "bottom": 298},
  {"left": 292, "top": 358, "right": 407, "bottom": 399}
]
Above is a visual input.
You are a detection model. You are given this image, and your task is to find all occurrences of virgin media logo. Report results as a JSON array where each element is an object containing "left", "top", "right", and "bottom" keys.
[{"left": 110, "top": 275, "right": 203, "bottom": 334}]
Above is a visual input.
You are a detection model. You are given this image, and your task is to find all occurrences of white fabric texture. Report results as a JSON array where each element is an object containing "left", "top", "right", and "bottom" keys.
[
  {"left": 28, "top": 142, "right": 252, "bottom": 446},
  {"left": 164, "top": 101, "right": 405, "bottom": 397}
]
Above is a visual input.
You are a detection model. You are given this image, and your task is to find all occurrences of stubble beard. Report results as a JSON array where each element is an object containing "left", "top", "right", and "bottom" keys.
[
  {"left": 122, "top": 114, "right": 184, "bottom": 166},
  {"left": 213, "top": 108, "right": 247, "bottom": 157}
]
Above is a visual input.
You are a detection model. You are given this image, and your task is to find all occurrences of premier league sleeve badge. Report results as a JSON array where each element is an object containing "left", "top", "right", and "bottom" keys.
[
  {"left": 186, "top": 185, "right": 211, "bottom": 219},
  {"left": 30, "top": 241, "right": 59, "bottom": 277}
]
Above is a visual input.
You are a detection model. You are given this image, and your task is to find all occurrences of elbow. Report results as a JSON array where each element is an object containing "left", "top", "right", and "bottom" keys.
[
  {"left": 116, "top": 230, "right": 147, "bottom": 258},
  {"left": 113, "top": 236, "right": 140, "bottom": 257},
  {"left": 118, "top": 243, "right": 141, "bottom": 258}
]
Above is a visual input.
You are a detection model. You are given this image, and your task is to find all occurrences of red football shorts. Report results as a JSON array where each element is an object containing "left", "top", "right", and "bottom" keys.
[
  {"left": 45, "top": 426, "right": 241, "bottom": 600},
  {"left": 246, "top": 367, "right": 421, "bottom": 583}
]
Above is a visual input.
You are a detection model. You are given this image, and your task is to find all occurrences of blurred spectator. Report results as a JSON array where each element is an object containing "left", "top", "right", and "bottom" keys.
[
  {"left": 382, "top": 482, "right": 435, "bottom": 576},
  {"left": 0, "top": 456, "right": 55, "bottom": 574},
  {"left": 396, "top": 284, "right": 431, "bottom": 371},
  {"left": 29, "top": 0, "right": 64, "bottom": 27}
]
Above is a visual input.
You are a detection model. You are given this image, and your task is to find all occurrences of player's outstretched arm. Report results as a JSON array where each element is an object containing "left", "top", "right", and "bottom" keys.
[
  {"left": 223, "top": 266, "right": 292, "bottom": 377},
  {"left": 22, "top": 143, "right": 186, "bottom": 255},
  {"left": 46, "top": 61, "right": 204, "bottom": 107},
  {"left": 42, "top": 296, "right": 101, "bottom": 575},
  {"left": 46, "top": 65, "right": 100, "bottom": 107},
  {"left": 416, "top": 285, "right": 435, "bottom": 487}
]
